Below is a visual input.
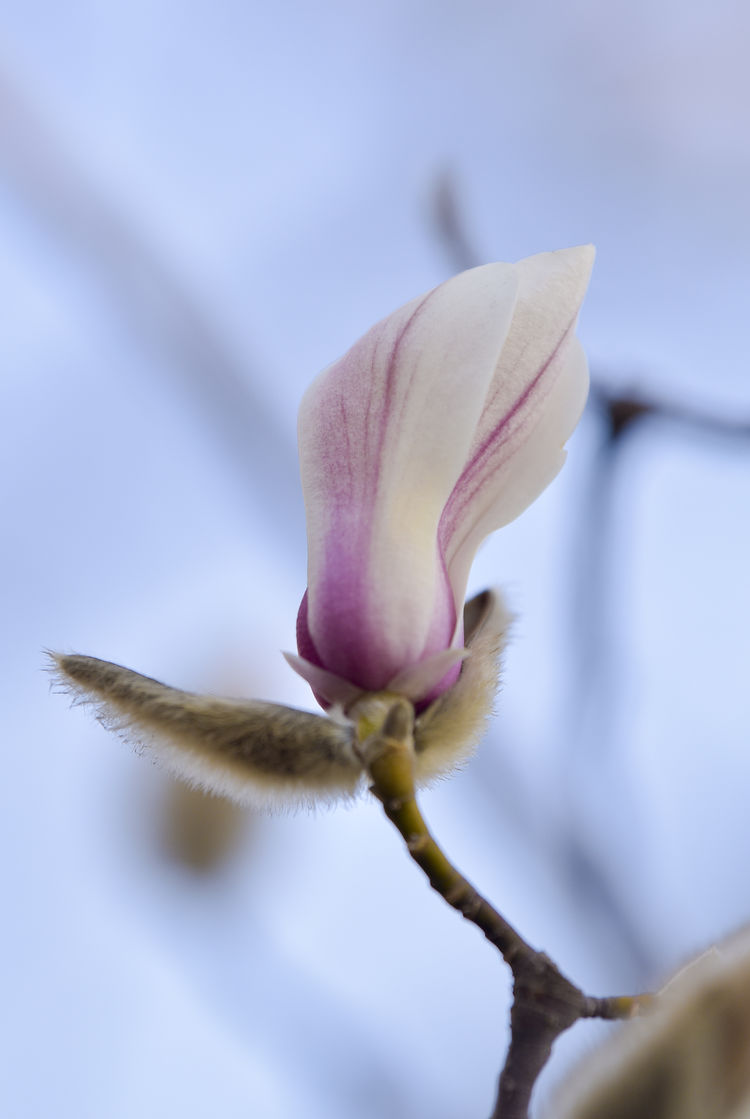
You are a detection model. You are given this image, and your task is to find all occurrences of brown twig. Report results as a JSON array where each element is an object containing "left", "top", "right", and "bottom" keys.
[{"left": 353, "top": 696, "right": 645, "bottom": 1119}]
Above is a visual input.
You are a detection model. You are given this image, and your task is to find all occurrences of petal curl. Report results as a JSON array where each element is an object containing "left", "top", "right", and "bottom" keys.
[
  {"left": 298, "top": 263, "right": 520, "bottom": 693},
  {"left": 439, "top": 245, "right": 594, "bottom": 615}
]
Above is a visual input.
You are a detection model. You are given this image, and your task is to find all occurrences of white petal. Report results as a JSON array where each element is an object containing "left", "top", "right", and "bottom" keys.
[
  {"left": 385, "top": 647, "right": 469, "bottom": 704},
  {"left": 440, "top": 246, "right": 594, "bottom": 612},
  {"left": 298, "top": 263, "right": 520, "bottom": 691}
]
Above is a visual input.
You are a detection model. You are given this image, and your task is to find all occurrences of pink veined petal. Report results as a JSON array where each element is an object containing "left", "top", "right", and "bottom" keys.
[
  {"left": 282, "top": 651, "right": 366, "bottom": 710},
  {"left": 298, "top": 263, "right": 520, "bottom": 693},
  {"left": 385, "top": 646, "right": 468, "bottom": 705},
  {"left": 439, "top": 246, "right": 594, "bottom": 616}
]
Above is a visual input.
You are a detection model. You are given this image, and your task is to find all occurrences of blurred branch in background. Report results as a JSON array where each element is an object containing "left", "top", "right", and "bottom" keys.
[
  {"left": 572, "top": 381, "right": 750, "bottom": 767},
  {"left": 0, "top": 61, "right": 301, "bottom": 534},
  {"left": 0, "top": 55, "right": 429, "bottom": 1106},
  {"left": 560, "top": 384, "right": 750, "bottom": 982},
  {"left": 0, "top": 60, "right": 306, "bottom": 871}
]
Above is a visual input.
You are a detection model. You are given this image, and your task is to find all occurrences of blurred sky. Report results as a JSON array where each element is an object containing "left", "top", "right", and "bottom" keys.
[{"left": 2, "top": 1, "right": 749, "bottom": 1116}]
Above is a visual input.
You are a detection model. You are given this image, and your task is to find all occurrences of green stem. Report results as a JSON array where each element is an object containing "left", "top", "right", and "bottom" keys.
[{"left": 355, "top": 696, "right": 646, "bottom": 1119}]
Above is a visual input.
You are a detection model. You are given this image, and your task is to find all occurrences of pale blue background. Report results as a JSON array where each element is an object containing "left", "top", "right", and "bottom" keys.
[{"left": 2, "top": 1, "right": 749, "bottom": 1116}]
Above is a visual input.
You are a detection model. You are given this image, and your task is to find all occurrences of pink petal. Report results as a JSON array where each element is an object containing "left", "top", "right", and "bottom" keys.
[
  {"left": 385, "top": 646, "right": 468, "bottom": 705},
  {"left": 282, "top": 651, "right": 366, "bottom": 710},
  {"left": 298, "top": 263, "right": 520, "bottom": 693}
]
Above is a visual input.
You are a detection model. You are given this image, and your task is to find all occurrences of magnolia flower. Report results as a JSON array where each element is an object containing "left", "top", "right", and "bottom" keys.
[
  {"left": 51, "top": 246, "right": 593, "bottom": 805},
  {"left": 288, "top": 245, "right": 593, "bottom": 710}
]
